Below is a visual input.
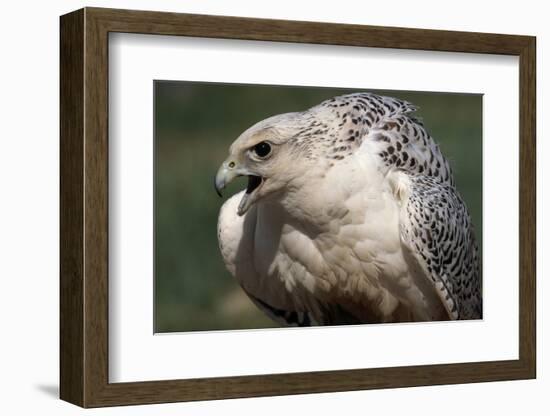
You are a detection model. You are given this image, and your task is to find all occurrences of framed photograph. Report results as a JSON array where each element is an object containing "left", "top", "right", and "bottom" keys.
[{"left": 60, "top": 7, "right": 536, "bottom": 407}]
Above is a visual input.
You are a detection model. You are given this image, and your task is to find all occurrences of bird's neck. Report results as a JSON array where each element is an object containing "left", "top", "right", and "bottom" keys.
[{"left": 259, "top": 158, "right": 390, "bottom": 237}]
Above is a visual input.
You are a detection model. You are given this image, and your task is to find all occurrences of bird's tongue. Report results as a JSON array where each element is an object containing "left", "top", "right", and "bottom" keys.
[{"left": 238, "top": 176, "right": 262, "bottom": 216}]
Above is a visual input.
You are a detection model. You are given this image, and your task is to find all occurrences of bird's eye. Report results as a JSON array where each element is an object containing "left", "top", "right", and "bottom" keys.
[{"left": 253, "top": 141, "right": 272, "bottom": 158}]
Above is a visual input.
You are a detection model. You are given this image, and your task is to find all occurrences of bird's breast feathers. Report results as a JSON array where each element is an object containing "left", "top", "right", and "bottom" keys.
[{"left": 217, "top": 159, "right": 434, "bottom": 323}]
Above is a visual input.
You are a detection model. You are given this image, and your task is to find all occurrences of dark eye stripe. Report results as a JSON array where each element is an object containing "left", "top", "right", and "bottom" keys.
[{"left": 254, "top": 141, "right": 271, "bottom": 158}]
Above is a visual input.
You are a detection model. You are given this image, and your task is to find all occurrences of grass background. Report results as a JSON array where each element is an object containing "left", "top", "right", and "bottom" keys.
[{"left": 154, "top": 82, "right": 482, "bottom": 333}]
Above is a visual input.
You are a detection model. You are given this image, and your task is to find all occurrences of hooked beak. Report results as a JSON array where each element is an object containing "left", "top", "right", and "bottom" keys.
[
  {"left": 214, "top": 160, "right": 238, "bottom": 198},
  {"left": 214, "top": 159, "right": 264, "bottom": 216}
]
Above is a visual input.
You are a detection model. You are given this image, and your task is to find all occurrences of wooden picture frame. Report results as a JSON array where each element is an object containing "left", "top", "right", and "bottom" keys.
[{"left": 60, "top": 7, "right": 536, "bottom": 408}]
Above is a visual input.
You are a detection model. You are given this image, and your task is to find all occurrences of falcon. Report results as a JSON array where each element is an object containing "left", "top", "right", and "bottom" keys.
[{"left": 214, "top": 93, "right": 481, "bottom": 326}]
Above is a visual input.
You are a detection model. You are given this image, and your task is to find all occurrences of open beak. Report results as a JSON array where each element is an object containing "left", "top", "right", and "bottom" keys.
[{"left": 214, "top": 159, "right": 264, "bottom": 216}]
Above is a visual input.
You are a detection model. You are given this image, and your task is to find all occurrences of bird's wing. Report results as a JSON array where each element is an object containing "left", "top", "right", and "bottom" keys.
[
  {"left": 243, "top": 290, "right": 317, "bottom": 327},
  {"left": 397, "top": 174, "right": 481, "bottom": 320}
]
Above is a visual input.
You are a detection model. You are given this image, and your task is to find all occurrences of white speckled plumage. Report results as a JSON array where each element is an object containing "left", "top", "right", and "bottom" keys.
[{"left": 216, "top": 93, "right": 481, "bottom": 326}]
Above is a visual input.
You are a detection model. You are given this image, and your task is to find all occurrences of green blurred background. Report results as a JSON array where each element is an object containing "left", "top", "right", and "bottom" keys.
[{"left": 154, "top": 81, "right": 482, "bottom": 333}]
